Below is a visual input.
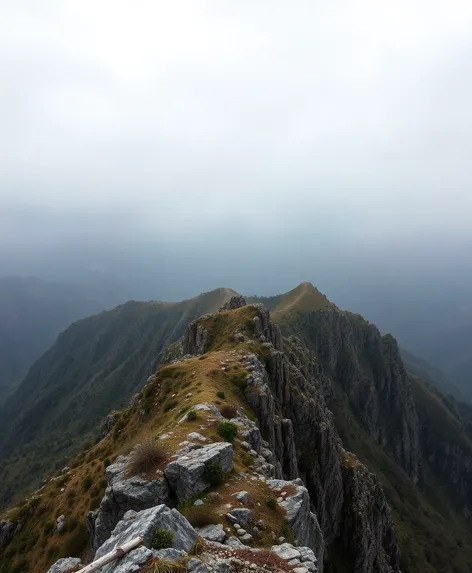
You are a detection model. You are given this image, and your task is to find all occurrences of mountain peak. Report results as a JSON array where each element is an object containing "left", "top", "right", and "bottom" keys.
[{"left": 271, "top": 282, "right": 334, "bottom": 317}]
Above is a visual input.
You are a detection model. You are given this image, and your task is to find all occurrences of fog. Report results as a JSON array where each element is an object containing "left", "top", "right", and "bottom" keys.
[{"left": 2, "top": 1, "right": 472, "bottom": 343}]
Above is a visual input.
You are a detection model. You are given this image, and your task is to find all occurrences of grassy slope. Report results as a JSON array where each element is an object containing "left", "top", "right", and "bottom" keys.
[
  {"left": 248, "top": 282, "right": 333, "bottom": 318},
  {"left": 0, "top": 305, "right": 291, "bottom": 573},
  {"left": 0, "top": 288, "right": 237, "bottom": 506}
]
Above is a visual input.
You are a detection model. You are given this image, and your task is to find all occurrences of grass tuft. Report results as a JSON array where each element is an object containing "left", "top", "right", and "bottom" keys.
[{"left": 126, "top": 441, "right": 165, "bottom": 477}]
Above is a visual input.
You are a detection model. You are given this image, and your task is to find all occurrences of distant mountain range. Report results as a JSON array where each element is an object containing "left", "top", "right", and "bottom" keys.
[{"left": 0, "top": 276, "right": 128, "bottom": 402}]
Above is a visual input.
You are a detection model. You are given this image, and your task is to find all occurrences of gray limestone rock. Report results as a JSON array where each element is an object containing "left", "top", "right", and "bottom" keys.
[
  {"left": 94, "top": 505, "right": 197, "bottom": 573},
  {"left": 153, "top": 548, "right": 187, "bottom": 561},
  {"left": 268, "top": 479, "right": 323, "bottom": 555},
  {"left": 227, "top": 507, "right": 252, "bottom": 525},
  {"left": 46, "top": 557, "right": 82, "bottom": 573},
  {"left": 100, "top": 546, "right": 153, "bottom": 573},
  {"left": 0, "top": 520, "right": 16, "bottom": 548},
  {"left": 188, "top": 558, "right": 211, "bottom": 573},
  {"left": 271, "top": 543, "right": 301, "bottom": 560},
  {"left": 92, "top": 454, "right": 170, "bottom": 549},
  {"left": 234, "top": 491, "right": 249, "bottom": 504},
  {"left": 165, "top": 442, "right": 233, "bottom": 500},
  {"left": 196, "top": 523, "right": 227, "bottom": 543},
  {"left": 225, "top": 536, "right": 244, "bottom": 548}
]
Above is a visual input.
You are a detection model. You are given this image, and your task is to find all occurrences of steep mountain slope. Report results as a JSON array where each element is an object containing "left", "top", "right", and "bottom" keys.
[
  {"left": 2, "top": 285, "right": 472, "bottom": 573},
  {"left": 0, "top": 288, "right": 236, "bottom": 505},
  {"left": 0, "top": 276, "right": 124, "bottom": 402},
  {"left": 0, "top": 299, "right": 402, "bottom": 573},
  {"left": 266, "top": 283, "right": 472, "bottom": 573}
]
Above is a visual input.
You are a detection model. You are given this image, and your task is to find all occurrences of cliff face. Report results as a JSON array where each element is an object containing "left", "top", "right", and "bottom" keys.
[{"left": 280, "top": 310, "right": 421, "bottom": 485}]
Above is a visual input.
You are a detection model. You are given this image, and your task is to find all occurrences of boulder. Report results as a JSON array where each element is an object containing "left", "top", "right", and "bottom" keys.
[
  {"left": 46, "top": 557, "right": 82, "bottom": 573},
  {"left": 95, "top": 506, "right": 197, "bottom": 573},
  {"left": 0, "top": 520, "right": 16, "bottom": 548},
  {"left": 268, "top": 479, "right": 323, "bottom": 554},
  {"left": 100, "top": 546, "right": 154, "bottom": 573},
  {"left": 234, "top": 491, "right": 249, "bottom": 504},
  {"left": 92, "top": 454, "right": 171, "bottom": 549},
  {"left": 227, "top": 508, "right": 252, "bottom": 525},
  {"left": 196, "top": 523, "right": 227, "bottom": 543},
  {"left": 165, "top": 442, "right": 232, "bottom": 500}
]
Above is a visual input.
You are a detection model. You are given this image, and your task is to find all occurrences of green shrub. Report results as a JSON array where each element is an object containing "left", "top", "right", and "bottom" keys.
[
  {"left": 164, "top": 399, "right": 178, "bottom": 412},
  {"left": 217, "top": 421, "right": 238, "bottom": 442},
  {"left": 82, "top": 475, "right": 93, "bottom": 491},
  {"left": 152, "top": 529, "right": 174, "bottom": 550},
  {"left": 179, "top": 405, "right": 190, "bottom": 414},
  {"left": 126, "top": 441, "right": 165, "bottom": 477},
  {"left": 186, "top": 410, "right": 198, "bottom": 421},
  {"left": 266, "top": 498, "right": 277, "bottom": 510},
  {"left": 216, "top": 391, "right": 226, "bottom": 399},
  {"left": 203, "top": 462, "right": 223, "bottom": 485},
  {"left": 103, "top": 458, "right": 111, "bottom": 469}
]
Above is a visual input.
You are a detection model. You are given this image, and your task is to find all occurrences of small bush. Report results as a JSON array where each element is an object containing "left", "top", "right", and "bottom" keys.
[
  {"left": 186, "top": 410, "right": 198, "bottom": 421},
  {"left": 60, "top": 523, "right": 89, "bottom": 557},
  {"left": 184, "top": 506, "right": 218, "bottom": 527},
  {"left": 203, "top": 462, "right": 223, "bottom": 485},
  {"left": 103, "top": 458, "right": 111, "bottom": 469},
  {"left": 220, "top": 406, "right": 237, "bottom": 419},
  {"left": 266, "top": 498, "right": 277, "bottom": 510},
  {"left": 217, "top": 421, "right": 238, "bottom": 442},
  {"left": 43, "top": 521, "right": 54, "bottom": 536},
  {"left": 82, "top": 475, "right": 93, "bottom": 491},
  {"left": 179, "top": 405, "right": 190, "bottom": 414},
  {"left": 126, "top": 441, "right": 165, "bottom": 477},
  {"left": 152, "top": 529, "right": 174, "bottom": 550},
  {"left": 216, "top": 391, "right": 226, "bottom": 399},
  {"left": 164, "top": 399, "right": 178, "bottom": 412}
]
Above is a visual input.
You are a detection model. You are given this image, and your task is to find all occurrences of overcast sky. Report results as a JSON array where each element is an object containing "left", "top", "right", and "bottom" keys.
[{"left": 2, "top": 1, "right": 472, "bottom": 302}]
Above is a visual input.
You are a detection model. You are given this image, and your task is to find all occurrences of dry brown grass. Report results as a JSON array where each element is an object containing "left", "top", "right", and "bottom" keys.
[
  {"left": 182, "top": 506, "right": 220, "bottom": 527},
  {"left": 220, "top": 406, "right": 238, "bottom": 419},
  {"left": 126, "top": 441, "right": 166, "bottom": 477}
]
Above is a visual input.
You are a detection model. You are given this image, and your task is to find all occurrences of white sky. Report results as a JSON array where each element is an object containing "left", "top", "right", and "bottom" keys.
[{"left": 2, "top": 1, "right": 472, "bottom": 248}]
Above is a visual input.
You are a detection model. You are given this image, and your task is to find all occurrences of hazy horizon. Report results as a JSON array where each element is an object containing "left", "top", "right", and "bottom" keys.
[{"left": 2, "top": 1, "right": 472, "bottom": 350}]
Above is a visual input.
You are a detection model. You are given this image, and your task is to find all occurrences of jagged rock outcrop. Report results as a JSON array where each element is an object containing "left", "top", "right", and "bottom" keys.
[
  {"left": 340, "top": 455, "right": 400, "bottom": 573},
  {"left": 0, "top": 519, "right": 16, "bottom": 548},
  {"left": 268, "top": 479, "right": 323, "bottom": 556},
  {"left": 165, "top": 442, "right": 233, "bottom": 500},
  {"left": 220, "top": 295, "right": 247, "bottom": 311},
  {"left": 91, "top": 453, "right": 171, "bottom": 549}
]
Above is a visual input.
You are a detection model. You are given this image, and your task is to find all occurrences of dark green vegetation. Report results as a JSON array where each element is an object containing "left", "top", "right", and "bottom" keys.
[
  {"left": 216, "top": 421, "right": 238, "bottom": 442},
  {"left": 203, "top": 462, "right": 224, "bottom": 486},
  {"left": 0, "top": 276, "right": 122, "bottom": 403},
  {"left": 152, "top": 529, "right": 174, "bottom": 550},
  {"left": 0, "top": 287, "right": 236, "bottom": 505}
]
